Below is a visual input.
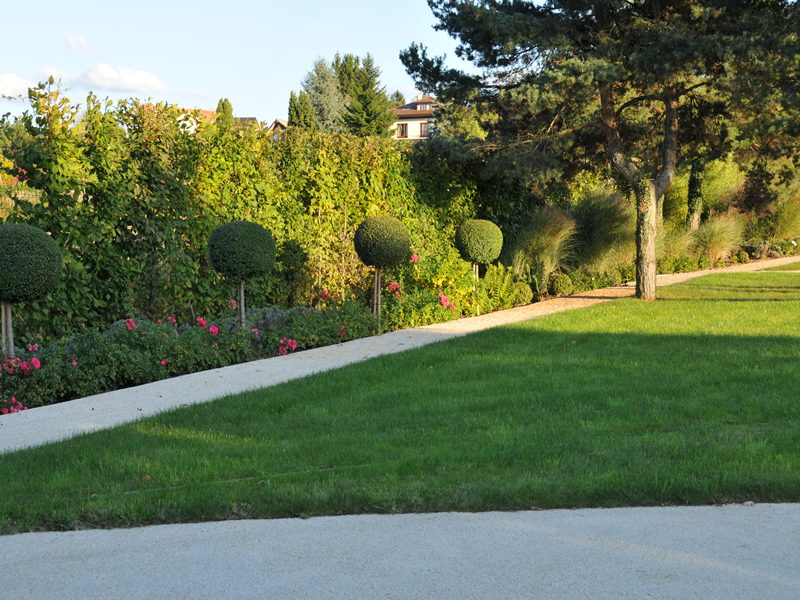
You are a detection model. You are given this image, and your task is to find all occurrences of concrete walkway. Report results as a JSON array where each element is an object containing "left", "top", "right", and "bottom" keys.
[{"left": 1, "top": 255, "right": 799, "bottom": 598}]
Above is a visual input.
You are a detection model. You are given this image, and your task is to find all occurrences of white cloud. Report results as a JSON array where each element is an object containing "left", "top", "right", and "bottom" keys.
[
  {"left": 79, "top": 64, "right": 168, "bottom": 94},
  {"left": 63, "top": 33, "right": 89, "bottom": 53},
  {"left": 0, "top": 73, "right": 35, "bottom": 98},
  {"left": 37, "top": 67, "right": 71, "bottom": 84}
]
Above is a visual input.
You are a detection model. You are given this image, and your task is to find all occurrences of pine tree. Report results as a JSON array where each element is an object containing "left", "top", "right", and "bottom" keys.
[
  {"left": 302, "top": 58, "right": 347, "bottom": 132},
  {"left": 389, "top": 91, "right": 406, "bottom": 108},
  {"left": 332, "top": 53, "right": 361, "bottom": 100},
  {"left": 341, "top": 54, "right": 393, "bottom": 137},
  {"left": 402, "top": 0, "right": 798, "bottom": 299}
]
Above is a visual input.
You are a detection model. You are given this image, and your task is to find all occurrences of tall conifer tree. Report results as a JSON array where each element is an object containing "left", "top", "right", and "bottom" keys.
[
  {"left": 302, "top": 58, "right": 347, "bottom": 132},
  {"left": 342, "top": 54, "right": 393, "bottom": 137}
]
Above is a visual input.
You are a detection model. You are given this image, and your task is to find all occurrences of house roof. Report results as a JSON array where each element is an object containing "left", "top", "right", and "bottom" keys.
[
  {"left": 389, "top": 96, "right": 436, "bottom": 120},
  {"left": 391, "top": 108, "right": 434, "bottom": 119},
  {"left": 266, "top": 118, "right": 288, "bottom": 132}
]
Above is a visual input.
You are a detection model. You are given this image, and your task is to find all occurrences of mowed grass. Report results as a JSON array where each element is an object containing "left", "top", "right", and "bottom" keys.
[
  {"left": 1, "top": 272, "right": 799, "bottom": 533},
  {"left": 761, "top": 261, "right": 800, "bottom": 271}
]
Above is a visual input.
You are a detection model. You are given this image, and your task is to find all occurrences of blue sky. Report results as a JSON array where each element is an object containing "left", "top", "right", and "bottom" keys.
[{"left": 0, "top": 0, "right": 474, "bottom": 124}]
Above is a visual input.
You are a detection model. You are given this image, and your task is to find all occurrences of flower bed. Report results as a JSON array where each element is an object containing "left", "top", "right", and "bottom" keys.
[{"left": 0, "top": 297, "right": 376, "bottom": 409}]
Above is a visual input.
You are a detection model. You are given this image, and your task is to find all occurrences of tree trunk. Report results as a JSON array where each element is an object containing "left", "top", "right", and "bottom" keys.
[
  {"left": 600, "top": 83, "right": 679, "bottom": 301},
  {"left": 2, "top": 302, "right": 14, "bottom": 359},
  {"left": 686, "top": 161, "right": 704, "bottom": 230},
  {"left": 373, "top": 267, "right": 382, "bottom": 332},
  {"left": 238, "top": 280, "right": 246, "bottom": 330},
  {"left": 635, "top": 180, "right": 658, "bottom": 300}
]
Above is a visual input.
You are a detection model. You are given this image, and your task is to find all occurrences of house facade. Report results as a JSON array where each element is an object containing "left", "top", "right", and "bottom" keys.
[{"left": 389, "top": 95, "right": 435, "bottom": 141}]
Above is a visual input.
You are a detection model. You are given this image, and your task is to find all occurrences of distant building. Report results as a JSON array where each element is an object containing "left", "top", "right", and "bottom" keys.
[
  {"left": 265, "top": 119, "right": 288, "bottom": 133},
  {"left": 389, "top": 95, "right": 435, "bottom": 141}
]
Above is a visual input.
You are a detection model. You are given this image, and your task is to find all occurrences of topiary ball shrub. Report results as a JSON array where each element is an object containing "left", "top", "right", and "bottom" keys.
[
  {"left": 455, "top": 219, "right": 503, "bottom": 265},
  {"left": 209, "top": 221, "right": 276, "bottom": 280},
  {"left": 0, "top": 223, "right": 62, "bottom": 303},
  {"left": 354, "top": 216, "right": 410, "bottom": 268}
]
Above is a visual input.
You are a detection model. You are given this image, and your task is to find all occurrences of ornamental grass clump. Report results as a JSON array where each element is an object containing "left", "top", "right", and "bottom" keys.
[
  {"left": 0, "top": 224, "right": 62, "bottom": 359},
  {"left": 692, "top": 215, "right": 743, "bottom": 264},
  {"left": 209, "top": 221, "right": 276, "bottom": 329},
  {"left": 571, "top": 188, "right": 634, "bottom": 273},
  {"left": 509, "top": 206, "right": 575, "bottom": 296},
  {"left": 354, "top": 216, "right": 410, "bottom": 329}
]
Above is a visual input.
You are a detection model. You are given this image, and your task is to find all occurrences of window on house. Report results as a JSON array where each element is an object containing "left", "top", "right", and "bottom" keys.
[
  {"left": 420, "top": 122, "right": 429, "bottom": 137},
  {"left": 397, "top": 123, "right": 408, "bottom": 138}
]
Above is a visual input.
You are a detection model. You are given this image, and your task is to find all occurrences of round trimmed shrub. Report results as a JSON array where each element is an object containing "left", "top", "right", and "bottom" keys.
[
  {"left": 0, "top": 223, "right": 62, "bottom": 303},
  {"left": 550, "top": 273, "right": 574, "bottom": 297},
  {"left": 208, "top": 221, "right": 276, "bottom": 280},
  {"left": 455, "top": 219, "right": 503, "bottom": 264},
  {"left": 354, "top": 216, "right": 410, "bottom": 268}
]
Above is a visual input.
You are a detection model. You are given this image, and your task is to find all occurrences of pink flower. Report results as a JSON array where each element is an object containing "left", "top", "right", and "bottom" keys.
[
  {"left": 157, "top": 319, "right": 162, "bottom": 324},
  {"left": 197, "top": 318, "right": 207, "bottom": 328},
  {"left": 72, "top": 360, "right": 77, "bottom": 367},
  {"left": 161, "top": 359, "right": 167, "bottom": 366},
  {"left": 168, "top": 316, "right": 177, "bottom": 324},
  {"left": 209, "top": 325, "right": 219, "bottom": 336},
  {"left": 394, "top": 291, "right": 400, "bottom": 297},
  {"left": 126, "top": 318, "right": 137, "bottom": 330},
  {"left": 229, "top": 299, "right": 237, "bottom": 310},
  {"left": 1, "top": 409, "right": 7, "bottom": 415},
  {"left": 411, "top": 254, "right": 418, "bottom": 263},
  {"left": 31, "top": 357, "right": 40, "bottom": 369},
  {"left": 251, "top": 328, "right": 259, "bottom": 335}
]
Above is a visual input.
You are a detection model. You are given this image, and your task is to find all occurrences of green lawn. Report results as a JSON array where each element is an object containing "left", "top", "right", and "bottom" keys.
[
  {"left": 2, "top": 272, "right": 799, "bottom": 534},
  {"left": 761, "top": 261, "right": 800, "bottom": 271}
]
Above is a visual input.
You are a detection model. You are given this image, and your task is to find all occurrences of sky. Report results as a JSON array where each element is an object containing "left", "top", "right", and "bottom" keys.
[{"left": 0, "top": 0, "right": 477, "bottom": 124}]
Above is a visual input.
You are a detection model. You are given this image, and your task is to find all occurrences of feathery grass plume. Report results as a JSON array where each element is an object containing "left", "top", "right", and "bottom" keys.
[
  {"left": 692, "top": 215, "right": 743, "bottom": 263},
  {"left": 767, "top": 198, "right": 800, "bottom": 241},
  {"left": 658, "top": 227, "right": 697, "bottom": 258},
  {"left": 509, "top": 206, "right": 575, "bottom": 294},
  {"left": 570, "top": 187, "right": 635, "bottom": 272}
]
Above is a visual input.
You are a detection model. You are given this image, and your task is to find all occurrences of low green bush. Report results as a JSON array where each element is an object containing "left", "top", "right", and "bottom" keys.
[
  {"left": 567, "top": 268, "right": 624, "bottom": 293},
  {"left": 482, "top": 264, "right": 532, "bottom": 309},
  {"left": 550, "top": 273, "right": 574, "bottom": 297}
]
